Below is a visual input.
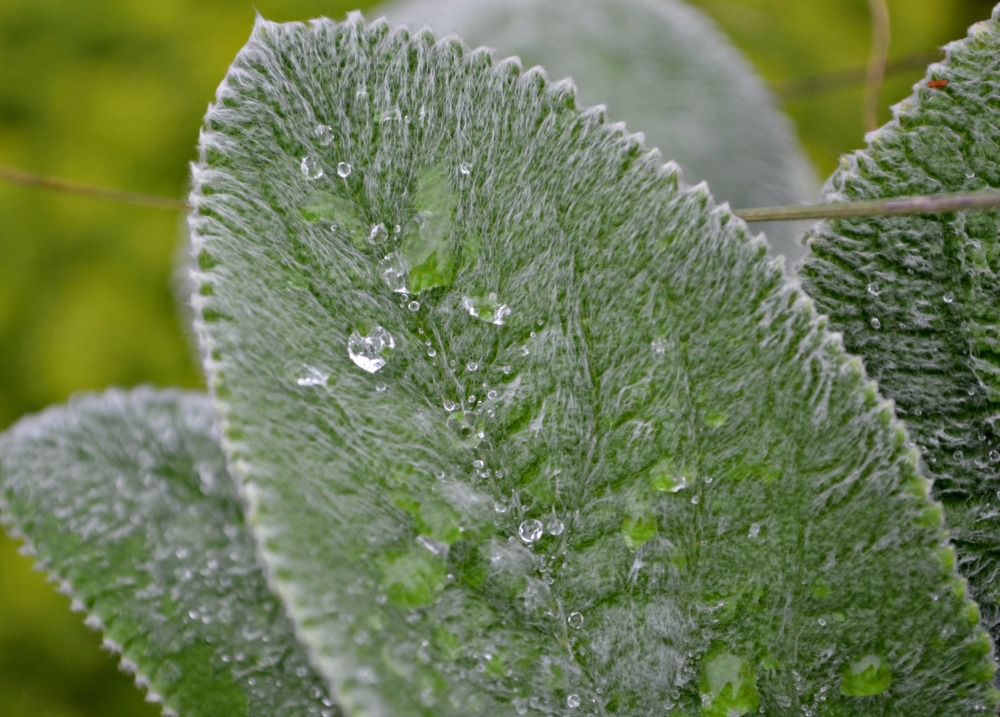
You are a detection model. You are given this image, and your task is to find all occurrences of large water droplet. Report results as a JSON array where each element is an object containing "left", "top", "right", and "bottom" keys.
[
  {"left": 518, "top": 519, "right": 544, "bottom": 544},
  {"left": 348, "top": 326, "right": 395, "bottom": 373},
  {"left": 566, "top": 694, "right": 581, "bottom": 709},
  {"left": 547, "top": 518, "right": 565, "bottom": 536},
  {"left": 567, "top": 611, "right": 584, "bottom": 629},
  {"left": 379, "top": 252, "right": 409, "bottom": 294},
  {"left": 943, "top": 292, "right": 955, "bottom": 304},
  {"left": 337, "top": 161, "right": 353, "bottom": 178},
  {"left": 866, "top": 282, "right": 880, "bottom": 297},
  {"left": 314, "top": 124, "right": 334, "bottom": 146},
  {"left": 461, "top": 293, "right": 511, "bottom": 325},
  {"left": 459, "top": 162, "right": 472, "bottom": 175},
  {"left": 300, "top": 155, "right": 324, "bottom": 180},
  {"left": 747, "top": 523, "right": 761, "bottom": 539},
  {"left": 869, "top": 317, "right": 882, "bottom": 330}
]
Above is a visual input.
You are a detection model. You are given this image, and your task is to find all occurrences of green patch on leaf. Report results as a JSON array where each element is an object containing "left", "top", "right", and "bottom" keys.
[
  {"left": 621, "top": 513, "right": 657, "bottom": 550},
  {"left": 401, "top": 166, "right": 459, "bottom": 293},
  {"left": 840, "top": 654, "right": 892, "bottom": 698},
  {"left": 378, "top": 542, "right": 449, "bottom": 609},
  {"left": 698, "top": 650, "right": 760, "bottom": 717}
]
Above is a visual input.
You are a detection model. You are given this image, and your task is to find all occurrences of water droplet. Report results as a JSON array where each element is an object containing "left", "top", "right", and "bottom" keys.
[
  {"left": 943, "top": 292, "right": 955, "bottom": 304},
  {"left": 651, "top": 338, "right": 666, "bottom": 355},
  {"left": 518, "top": 519, "right": 544, "bottom": 543},
  {"left": 461, "top": 293, "right": 512, "bottom": 325},
  {"left": 407, "top": 300, "right": 420, "bottom": 312},
  {"left": 990, "top": 449, "right": 1000, "bottom": 463},
  {"left": 337, "top": 161, "right": 352, "bottom": 178},
  {"left": 300, "top": 155, "right": 324, "bottom": 180},
  {"left": 379, "top": 252, "right": 409, "bottom": 294},
  {"left": 567, "top": 694, "right": 581, "bottom": 709},
  {"left": 966, "top": 171, "right": 977, "bottom": 179},
  {"left": 375, "top": 382, "right": 387, "bottom": 393},
  {"left": 370, "top": 223, "right": 390, "bottom": 244},
  {"left": 866, "top": 282, "right": 880, "bottom": 297},
  {"left": 314, "top": 124, "right": 334, "bottom": 146},
  {"left": 427, "top": 347, "right": 437, "bottom": 358},
  {"left": 691, "top": 495, "right": 701, "bottom": 505},
  {"left": 547, "top": 518, "right": 565, "bottom": 536},
  {"left": 347, "top": 326, "right": 395, "bottom": 373},
  {"left": 443, "top": 400, "right": 459, "bottom": 412},
  {"left": 296, "top": 365, "right": 329, "bottom": 387},
  {"left": 466, "top": 361, "right": 479, "bottom": 372},
  {"left": 870, "top": 317, "right": 881, "bottom": 329},
  {"left": 748, "top": 523, "right": 761, "bottom": 539},
  {"left": 459, "top": 162, "right": 472, "bottom": 175},
  {"left": 494, "top": 501, "right": 508, "bottom": 514},
  {"left": 818, "top": 618, "right": 827, "bottom": 626},
  {"left": 567, "top": 611, "right": 584, "bottom": 629}
]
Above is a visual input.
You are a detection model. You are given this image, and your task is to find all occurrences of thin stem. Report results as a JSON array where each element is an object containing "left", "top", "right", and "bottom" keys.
[
  {"left": 735, "top": 191, "right": 1000, "bottom": 223},
  {"left": 0, "top": 163, "right": 187, "bottom": 211},
  {"left": 3, "top": 163, "right": 999, "bottom": 226},
  {"left": 772, "top": 51, "right": 941, "bottom": 100},
  {"left": 863, "top": 0, "right": 891, "bottom": 132}
]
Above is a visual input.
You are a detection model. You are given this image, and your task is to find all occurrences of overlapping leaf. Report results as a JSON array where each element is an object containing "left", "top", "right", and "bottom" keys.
[
  {"left": 0, "top": 388, "right": 337, "bottom": 717},
  {"left": 189, "top": 14, "right": 997, "bottom": 717},
  {"left": 378, "top": 0, "right": 817, "bottom": 261},
  {"left": 801, "top": 6, "right": 1000, "bottom": 661}
]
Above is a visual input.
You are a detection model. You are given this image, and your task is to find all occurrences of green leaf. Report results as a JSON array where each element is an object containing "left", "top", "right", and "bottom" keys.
[
  {"left": 0, "top": 388, "right": 338, "bottom": 717},
  {"left": 800, "top": 5, "right": 1000, "bottom": 664},
  {"left": 377, "top": 0, "right": 817, "bottom": 261},
  {"left": 189, "top": 14, "right": 998, "bottom": 716}
]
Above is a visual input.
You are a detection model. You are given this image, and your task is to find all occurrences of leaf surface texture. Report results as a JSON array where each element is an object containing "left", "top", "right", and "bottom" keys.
[{"left": 190, "top": 14, "right": 998, "bottom": 716}]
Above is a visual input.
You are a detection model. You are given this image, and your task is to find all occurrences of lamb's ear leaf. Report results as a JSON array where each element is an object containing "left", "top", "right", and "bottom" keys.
[
  {"left": 801, "top": 7, "right": 1000, "bottom": 660},
  {"left": 189, "top": 14, "right": 998, "bottom": 716},
  {"left": 0, "top": 388, "right": 338, "bottom": 717},
  {"left": 377, "top": 0, "right": 817, "bottom": 261}
]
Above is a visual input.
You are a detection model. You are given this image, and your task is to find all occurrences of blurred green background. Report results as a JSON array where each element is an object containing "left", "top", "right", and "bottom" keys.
[{"left": 0, "top": 0, "right": 993, "bottom": 714}]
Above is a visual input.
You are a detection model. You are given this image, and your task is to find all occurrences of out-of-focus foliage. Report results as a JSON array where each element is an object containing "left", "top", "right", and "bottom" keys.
[
  {"left": 689, "top": 0, "right": 997, "bottom": 175},
  {"left": 0, "top": 1, "right": 990, "bottom": 716}
]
